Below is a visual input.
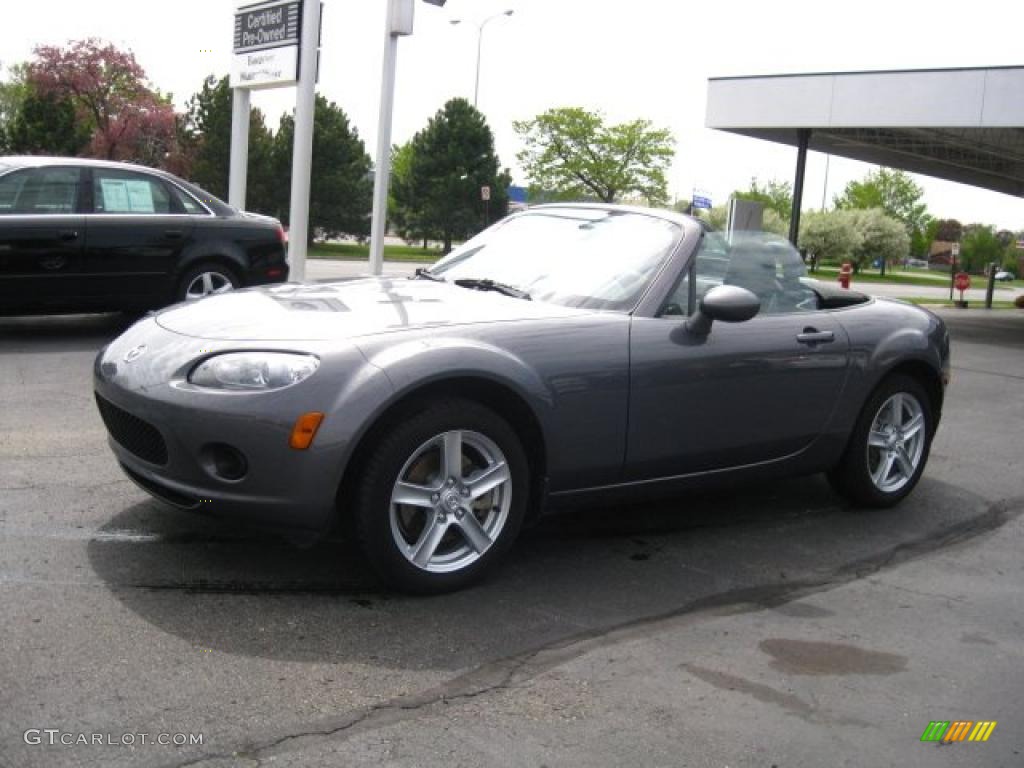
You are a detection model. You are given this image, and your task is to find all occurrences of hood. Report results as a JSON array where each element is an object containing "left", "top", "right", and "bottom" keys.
[{"left": 154, "top": 277, "right": 592, "bottom": 341}]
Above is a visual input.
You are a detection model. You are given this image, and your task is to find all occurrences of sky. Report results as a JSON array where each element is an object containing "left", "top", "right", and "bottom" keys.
[{"left": 1, "top": 0, "right": 1022, "bottom": 229}]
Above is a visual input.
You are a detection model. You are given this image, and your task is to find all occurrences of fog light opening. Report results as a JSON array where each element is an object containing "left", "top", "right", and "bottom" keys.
[
  {"left": 290, "top": 412, "right": 325, "bottom": 450},
  {"left": 201, "top": 443, "right": 249, "bottom": 481}
]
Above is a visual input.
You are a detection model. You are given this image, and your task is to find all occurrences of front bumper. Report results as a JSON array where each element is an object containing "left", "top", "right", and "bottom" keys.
[{"left": 93, "top": 320, "right": 373, "bottom": 535}]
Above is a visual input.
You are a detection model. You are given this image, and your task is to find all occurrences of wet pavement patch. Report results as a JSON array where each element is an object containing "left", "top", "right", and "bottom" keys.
[{"left": 759, "top": 638, "right": 907, "bottom": 676}]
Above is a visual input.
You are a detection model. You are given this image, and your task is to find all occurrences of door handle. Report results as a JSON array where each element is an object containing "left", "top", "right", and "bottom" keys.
[
  {"left": 58, "top": 229, "right": 79, "bottom": 242},
  {"left": 797, "top": 329, "right": 835, "bottom": 345},
  {"left": 164, "top": 230, "right": 184, "bottom": 240}
]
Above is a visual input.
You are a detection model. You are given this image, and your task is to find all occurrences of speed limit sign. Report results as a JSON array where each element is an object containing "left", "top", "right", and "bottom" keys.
[{"left": 480, "top": 185, "right": 491, "bottom": 201}]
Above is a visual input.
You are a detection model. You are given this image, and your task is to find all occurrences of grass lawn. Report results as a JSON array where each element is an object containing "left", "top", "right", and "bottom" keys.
[
  {"left": 897, "top": 297, "right": 1020, "bottom": 310},
  {"left": 308, "top": 241, "right": 441, "bottom": 263},
  {"left": 813, "top": 266, "right": 1013, "bottom": 291}
]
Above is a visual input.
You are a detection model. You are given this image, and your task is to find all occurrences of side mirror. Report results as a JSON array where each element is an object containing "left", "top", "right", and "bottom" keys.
[{"left": 685, "top": 285, "right": 760, "bottom": 335}]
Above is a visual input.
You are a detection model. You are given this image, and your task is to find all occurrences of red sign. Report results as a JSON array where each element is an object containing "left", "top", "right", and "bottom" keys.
[{"left": 954, "top": 272, "right": 971, "bottom": 292}]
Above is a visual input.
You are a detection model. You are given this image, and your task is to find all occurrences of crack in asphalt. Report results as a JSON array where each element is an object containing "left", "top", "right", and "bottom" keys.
[
  {"left": 951, "top": 364, "right": 1024, "bottom": 381},
  {"left": 162, "top": 494, "right": 1024, "bottom": 768}
]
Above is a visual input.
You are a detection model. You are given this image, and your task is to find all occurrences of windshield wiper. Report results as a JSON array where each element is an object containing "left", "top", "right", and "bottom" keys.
[
  {"left": 412, "top": 267, "right": 445, "bottom": 282},
  {"left": 453, "top": 278, "right": 531, "bottom": 300}
]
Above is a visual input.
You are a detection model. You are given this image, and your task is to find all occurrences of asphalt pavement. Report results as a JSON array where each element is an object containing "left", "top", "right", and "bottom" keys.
[{"left": 0, "top": 307, "right": 1021, "bottom": 767}]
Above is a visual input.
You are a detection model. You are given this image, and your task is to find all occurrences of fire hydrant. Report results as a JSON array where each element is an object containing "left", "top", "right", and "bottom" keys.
[{"left": 838, "top": 262, "right": 853, "bottom": 289}]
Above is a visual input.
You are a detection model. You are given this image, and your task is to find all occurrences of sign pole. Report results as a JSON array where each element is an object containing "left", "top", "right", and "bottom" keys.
[
  {"left": 369, "top": 0, "right": 412, "bottom": 277},
  {"left": 228, "top": 88, "right": 250, "bottom": 210},
  {"left": 285, "top": 0, "right": 322, "bottom": 282}
]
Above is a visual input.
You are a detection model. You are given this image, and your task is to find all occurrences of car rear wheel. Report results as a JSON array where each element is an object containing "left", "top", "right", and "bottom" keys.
[
  {"left": 828, "top": 374, "right": 934, "bottom": 508},
  {"left": 178, "top": 263, "right": 240, "bottom": 302},
  {"left": 353, "top": 399, "right": 529, "bottom": 593}
]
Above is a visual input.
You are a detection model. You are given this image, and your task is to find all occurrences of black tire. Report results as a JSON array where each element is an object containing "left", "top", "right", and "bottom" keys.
[
  {"left": 176, "top": 262, "right": 240, "bottom": 303},
  {"left": 353, "top": 398, "right": 529, "bottom": 594},
  {"left": 828, "top": 374, "right": 934, "bottom": 508}
]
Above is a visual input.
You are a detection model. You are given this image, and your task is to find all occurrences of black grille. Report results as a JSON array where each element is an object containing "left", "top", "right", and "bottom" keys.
[{"left": 95, "top": 394, "right": 168, "bottom": 465}]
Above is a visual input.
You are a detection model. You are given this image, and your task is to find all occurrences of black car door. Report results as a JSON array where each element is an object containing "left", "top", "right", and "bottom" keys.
[
  {"left": 0, "top": 166, "right": 86, "bottom": 309},
  {"left": 626, "top": 232, "right": 851, "bottom": 481},
  {"left": 82, "top": 168, "right": 195, "bottom": 305}
]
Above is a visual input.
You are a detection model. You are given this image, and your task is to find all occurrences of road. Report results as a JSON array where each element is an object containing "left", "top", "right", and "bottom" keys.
[{"left": 0, "top": 308, "right": 1021, "bottom": 767}]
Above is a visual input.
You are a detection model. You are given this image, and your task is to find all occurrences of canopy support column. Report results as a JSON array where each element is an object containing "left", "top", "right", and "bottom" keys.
[{"left": 788, "top": 128, "right": 810, "bottom": 246}]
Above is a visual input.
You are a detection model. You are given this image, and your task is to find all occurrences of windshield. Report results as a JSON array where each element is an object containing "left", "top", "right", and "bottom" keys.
[{"left": 429, "top": 208, "right": 681, "bottom": 311}]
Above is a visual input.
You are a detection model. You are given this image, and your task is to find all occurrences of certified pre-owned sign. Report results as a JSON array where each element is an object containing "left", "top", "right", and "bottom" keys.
[
  {"left": 231, "top": 0, "right": 302, "bottom": 88},
  {"left": 233, "top": 0, "right": 301, "bottom": 53}
]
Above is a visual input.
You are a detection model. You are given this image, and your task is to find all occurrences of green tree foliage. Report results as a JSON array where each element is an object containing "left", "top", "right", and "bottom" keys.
[
  {"left": 6, "top": 87, "right": 91, "bottom": 157},
  {"left": 394, "top": 98, "right": 510, "bottom": 252},
  {"left": 273, "top": 95, "right": 372, "bottom": 243},
  {"left": 846, "top": 208, "right": 910, "bottom": 273},
  {"left": 761, "top": 209, "right": 789, "bottom": 237},
  {"left": 702, "top": 205, "right": 728, "bottom": 231},
  {"left": 513, "top": 107, "right": 674, "bottom": 205},
  {"left": 182, "top": 75, "right": 276, "bottom": 213},
  {"left": 959, "top": 224, "right": 1003, "bottom": 273},
  {"left": 798, "top": 210, "right": 862, "bottom": 267},
  {"left": 1003, "top": 233, "right": 1023, "bottom": 272},
  {"left": 732, "top": 177, "right": 793, "bottom": 221},
  {"left": 833, "top": 168, "right": 930, "bottom": 243},
  {"left": 690, "top": 204, "right": 786, "bottom": 237},
  {"left": 0, "top": 63, "right": 90, "bottom": 156},
  {"left": 389, "top": 140, "right": 432, "bottom": 245},
  {"left": 799, "top": 208, "right": 909, "bottom": 272}
]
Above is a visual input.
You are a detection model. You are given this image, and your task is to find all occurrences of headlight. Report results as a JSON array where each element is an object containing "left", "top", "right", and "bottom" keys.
[{"left": 188, "top": 352, "right": 319, "bottom": 391}]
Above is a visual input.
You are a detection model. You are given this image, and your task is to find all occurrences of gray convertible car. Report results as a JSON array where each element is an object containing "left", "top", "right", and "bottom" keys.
[{"left": 94, "top": 204, "right": 949, "bottom": 592}]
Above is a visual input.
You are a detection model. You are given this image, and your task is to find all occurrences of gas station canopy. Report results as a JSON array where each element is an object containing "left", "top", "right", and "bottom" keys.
[{"left": 706, "top": 66, "right": 1024, "bottom": 198}]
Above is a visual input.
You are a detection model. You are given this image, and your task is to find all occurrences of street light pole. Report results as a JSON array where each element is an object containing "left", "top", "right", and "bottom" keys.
[{"left": 451, "top": 9, "right": 513, "bottom": 109}]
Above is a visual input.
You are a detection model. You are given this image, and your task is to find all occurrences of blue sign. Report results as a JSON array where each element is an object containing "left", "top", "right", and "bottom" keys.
[
  {"left": 507, "top": 185, "right": 528, "bottom": 204},
  {"left": 692, "top": 195, "right": 712, "bottom": 210}
]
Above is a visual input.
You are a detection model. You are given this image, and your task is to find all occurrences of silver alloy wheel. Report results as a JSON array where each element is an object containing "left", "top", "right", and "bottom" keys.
[
  {"left": 185, "top": 271, "right": 235, "bottom": 300},
  {"left": 866, "top": 392, "right": 926, "bottom": 493},
  {"left": 389, "top": 429, "right": 512, "bottom": 573}
]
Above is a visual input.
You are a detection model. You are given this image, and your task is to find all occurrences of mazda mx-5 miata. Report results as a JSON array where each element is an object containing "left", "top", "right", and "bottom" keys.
[{"left": 94, "top": 205, "right": 949, "bottom": 592}]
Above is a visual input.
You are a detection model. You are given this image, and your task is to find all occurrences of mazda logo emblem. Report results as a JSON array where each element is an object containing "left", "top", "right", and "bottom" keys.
[{"left": 123, "top": 345, "right": 147, "bottom": 363}]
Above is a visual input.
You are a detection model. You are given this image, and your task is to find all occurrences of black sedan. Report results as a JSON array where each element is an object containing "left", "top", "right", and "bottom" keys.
[{"left": 0, "top": 156, "right": 288, "bottom": 314}]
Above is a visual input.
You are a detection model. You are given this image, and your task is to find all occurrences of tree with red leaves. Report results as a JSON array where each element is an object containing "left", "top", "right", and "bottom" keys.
[{"left": 27, "top": 38, "right": 179, "bottom": 168}]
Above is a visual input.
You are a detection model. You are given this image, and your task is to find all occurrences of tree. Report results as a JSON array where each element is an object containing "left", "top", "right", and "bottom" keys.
[
  {"left": 833, "top": 168, "right": 930, "bottom": 243},
  {"left": 389, "top": 140, "right": 433, "bottom": 245},
  {"left": 396, "top": 98, "right": 510, "bottom": 252},
  {"left": 0, "top": 63, "right": 90, "bottom": 156},
  {"left": 182, "top": 75, "right": 276, "bottom": 213},
  {"left": 846, "top": 208, "right": 910, "bottom": 273},
  {"left": 27, "top": 39, "right": 177, "bottom": 166},
  {"left": 959, "top": 224, "right": 1003, "bottom": 273},
  {"left": 513, "top": 107, "right": 674, "bottom": 205},
  {"left": 732, "top": 177, "right": 793, "bottom": 221},
  {"left": 798, "top": 210, "right": 862, "bottom": 267},
  {"left": 273, "top": 95, "right": 372, "bottom": 243},
  {"left": 934, "top": 218, "right": 963, "bottom": 243}
]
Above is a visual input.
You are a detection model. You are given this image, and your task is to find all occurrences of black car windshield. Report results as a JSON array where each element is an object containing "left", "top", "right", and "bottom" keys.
[{"left": 429, "top": 208, "right": 681, "bottom": 311}]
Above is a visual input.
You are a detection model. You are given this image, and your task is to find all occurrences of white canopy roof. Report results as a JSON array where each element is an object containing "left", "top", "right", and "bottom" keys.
[{"left": 706, "top": 66, "right": 1024, "bottom": 197}]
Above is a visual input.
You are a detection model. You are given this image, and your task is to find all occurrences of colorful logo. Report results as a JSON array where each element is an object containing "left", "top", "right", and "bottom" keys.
[{"left": 920, "top": 721, "right": 997, "bottom": 743}]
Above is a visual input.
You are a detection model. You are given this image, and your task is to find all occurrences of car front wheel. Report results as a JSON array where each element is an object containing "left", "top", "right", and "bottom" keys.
[
  {"left": 353, "top": 399, "right": 529, "bottom": 593},
  {"left": 829, "top": 374, "right": 934, "bottom": 507}
]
